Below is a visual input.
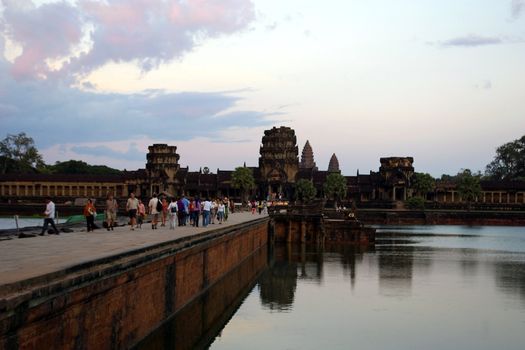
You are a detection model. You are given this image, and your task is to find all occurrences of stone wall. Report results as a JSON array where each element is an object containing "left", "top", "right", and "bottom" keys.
[
  {"left": 135, "top": 244, "right": 268, "bottom": 349},
  {"left": 0, "top": 218, "right": 269, "bottom": 350}
]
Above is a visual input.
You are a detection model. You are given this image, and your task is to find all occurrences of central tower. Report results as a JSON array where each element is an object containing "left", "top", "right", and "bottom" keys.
[
  {"left": 146, "top": 144, "right": 180, "bottom": 196},
  {"left": 258, "top": 126, "right": 299, "bottom": 199}
]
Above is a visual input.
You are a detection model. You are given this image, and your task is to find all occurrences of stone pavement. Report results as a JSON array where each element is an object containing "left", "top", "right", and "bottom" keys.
[{"left": 0, "top": 211, "right": 268, "bottom": 287}]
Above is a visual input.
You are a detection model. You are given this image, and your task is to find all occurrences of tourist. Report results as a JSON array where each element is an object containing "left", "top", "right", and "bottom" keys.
[
  {"left": 177, "top": 196, "right": 186, "bottom": 226},
  {"left": 161, "top": 196, "right": 168, "bottom": 227},
  {"left": 251, "top": 200, "right": 257, "bottom": 214},
  {"left": 148, "top": 193, "right": 160, "bottom": 229},
  {"left": 217, "top": 201, "right": 225, "bottom": 224},
  {"left": 137, "top": 199, "right": 146, "bottom": 229},
  {"left": 202, "top": 198, "right": 212, "bottom": 227},
  {"left": 83, "top": 198, "right": 97, "bottom": 232},
  {"left": 190, "top": 197, "right": 201, "bottom": 227},
  {"left": 210, "top": 199, "right": 217, "bottom": 224},
  {"left": 126, "top": 192, "right": 139, "bottom": 230},
  {"left": 228, "top": 199, "right": 235, "bottom": 214},
  {"left": 258, "top": 200, "right": 263, "bottom": 214},
  {"left": 39, "top": 197, "right": 59, "bottom": 235},
  {"left": 167, "top": 198, "right": 177, "bottom": 229},
  {"left": 224, "top": 197, "right": 230, "bottom": 221},
  {"left": 105, "top": 194, "right": 117, "bottom": 231},
  {"left": 182, "top": 195, "right": 190, "bottom": 225}
]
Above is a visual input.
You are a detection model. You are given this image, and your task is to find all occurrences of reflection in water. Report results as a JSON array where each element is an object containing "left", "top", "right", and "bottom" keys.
[
  {"left": 377, "top": 245, "right": 415, "bottom": 296},
  {"left": 138, "top": 226, "right": 525, "bottom": 350},
  {"left": 494, "top": 261, "right": 525, "bottom": 304}
]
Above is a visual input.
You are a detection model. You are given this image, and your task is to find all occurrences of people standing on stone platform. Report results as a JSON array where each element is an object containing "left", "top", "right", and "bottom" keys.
[
  {"left": 182, "top": 195, "right": 190, "bottom": 225},
  {"left": 148, "top": 193, "right": 160, "bottom": 230},
  {"left": 210, "top": 199, "right": 217, "bottom": 224},
  {"left": 224, "top": 197, "right": 230, "bottom": 221},
  {"left": 39, "top": 197, "right": 59, "bottom": 235},
  {"left": 167, "top": 198, "right": 177, "bottom": 230},
  {"left": 202, "top": 198, "right": 212, "bottom": 227},
  {"left": 217, "top": 201, "right": 225, "bottom": 224},
  {"left": 176, "top": 197, "right": 186, "bottom": 226},
  {"left": 190, "top": 197, "right": 201, "bottom": 227},
  {"left": 137, "top": 199, "right": 146, "bottom": 229},
  {"left": 161, "top": 196, "right": 168, "bottom": 227},
  {"left": 105, "top": 194, "right": 117, "bottom": 231},
  {"left": 126, "top": 192, "right": 139, "bottom": 230},
  {"left": 83, "top": 198, "right": 97, "bottom": 232}
]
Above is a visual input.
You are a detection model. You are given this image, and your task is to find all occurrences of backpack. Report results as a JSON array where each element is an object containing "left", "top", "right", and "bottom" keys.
[
  {"left": 156, "top": 198, "right": 163, "bottom": 212},
  {"left": 170, "top": 205, "right": 177, "bottom": 213}
]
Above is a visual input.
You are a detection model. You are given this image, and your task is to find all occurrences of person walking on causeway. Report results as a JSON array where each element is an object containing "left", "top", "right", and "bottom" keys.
[
  {"left": 39, "top": 197, "right": 59, "bottom": 235},
  {"left": 149, "top": 193, "right": 161, "bottom": 229},
  {"left": 83, "top": 198, "right": 97, "bottom": 232}
]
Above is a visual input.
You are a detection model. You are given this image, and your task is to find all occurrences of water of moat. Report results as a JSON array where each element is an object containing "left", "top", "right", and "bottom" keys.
[{"left": 136, "top": 225, "right": 525, "bottom": 350}]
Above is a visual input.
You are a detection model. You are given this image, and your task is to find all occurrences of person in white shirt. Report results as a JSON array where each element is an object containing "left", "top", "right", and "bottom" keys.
[
  {"left": 148, "top": 193, "right": 160, "bottom": 229},
  {"left": 202, "top": 199, "right": 212, "bottom": 227},
  {"left": 167, "top": 198, "right": 178, "bottom": 230},
  {"left": 39, "top": 197, "right": 59, "bottom": 235},
  {"left": 217, "top": 202, "right": 225, "bottom": 224}
]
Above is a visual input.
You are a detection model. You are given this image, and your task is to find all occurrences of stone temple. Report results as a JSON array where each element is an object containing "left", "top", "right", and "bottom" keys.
[{"left": 1, "top": 126, "right": 525, "bottom": 205}]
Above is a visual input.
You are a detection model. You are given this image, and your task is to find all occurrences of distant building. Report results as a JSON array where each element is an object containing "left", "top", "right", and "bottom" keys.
[{"left": 1, "top": 126, "right": 525, "bottom": 206}]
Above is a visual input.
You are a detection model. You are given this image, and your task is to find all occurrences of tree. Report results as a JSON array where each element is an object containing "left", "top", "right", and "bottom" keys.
[
  {"left": 0, "top": 132, "right": 44, "bottom": 174},
  {"left": 456, "top": 169, "right": 481, "bottom": 210},
  {"left": 485, "top": 135, "right": 525, "bottom": 181},
  {"left": 411, "top": 173, "right": 435, "bottom": 199},
  {"left": 323, "top": 173, "right": 347, "bottom": 207},
  {"left": 47, "top": 160, "right": 122, "bottom": 175},
  {"left": 231, "top": 166, "right": 255, "bottom": 202},
  {"left": 295, "top": 179, "right": 317, "bottom": 203}
]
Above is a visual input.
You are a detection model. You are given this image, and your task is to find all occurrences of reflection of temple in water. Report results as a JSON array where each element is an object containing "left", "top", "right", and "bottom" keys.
[
  {"left": 377, "top": 246, "right": 415, "bottom": 297},
  {"left": 258, "top": 243, "right": 371, "bottom": 310},
  {"left": 494, "top": 261, "right": 525, "bottom": 304},
  {"left": 258, "top": 265, "right": 298, "bottom": 311}
]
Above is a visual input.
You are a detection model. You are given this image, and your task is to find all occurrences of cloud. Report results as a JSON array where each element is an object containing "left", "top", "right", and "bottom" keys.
[
  {"left": 511, "top": 0, "right": 525, "bottom": 19},
  {"left": 0, "top": 55, "right": 278, "bottom": 151},
  {"left": 1, "top": 0, "right": 255, "bottom": 80},
  {"left": 439, "top": 34, "right": 503, "bottom": 47},
  {"left": 71, "top": 144, "right": 144, "bottom": 161}
]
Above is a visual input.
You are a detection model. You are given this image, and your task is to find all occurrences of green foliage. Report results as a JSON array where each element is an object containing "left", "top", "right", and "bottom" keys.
[
  {"left": 231, "top": 166, "right": 255, "bottom": 200},
  {"left": 46, "top": 160, "right": 122, "bottom": 175},
  {"left": 406, "top": 196, "right": 426, "bottom": 210},
  {"left": 456, "top": 169, "right": 482, "bottom": 204},
  {"left": 412, "top": 172, "right": 435, "bottom": 198},
  {"left": 295, "top": 179, "right": 317, "bottom": 202},
  {"left": 323, "top": 173, "right": 347, "bottom": 202},
  {"left": 0, "top": 132, "right": 44, "bottom": 174},
  {"left": 485, "top": 135, "right": 525, "bottom": 181}
]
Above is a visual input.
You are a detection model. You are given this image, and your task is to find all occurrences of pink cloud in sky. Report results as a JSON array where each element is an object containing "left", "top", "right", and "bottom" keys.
[
  {"left": 2, "top": 0, "right": 83, "bottom": 79},
  {"left": 1, "top": 0, "right": 255, "bottom": 80}
]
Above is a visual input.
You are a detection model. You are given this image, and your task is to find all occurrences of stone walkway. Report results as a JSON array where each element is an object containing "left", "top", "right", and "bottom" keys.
[{"left": 0, "top": 212, "right": 267, "bottom": 286}]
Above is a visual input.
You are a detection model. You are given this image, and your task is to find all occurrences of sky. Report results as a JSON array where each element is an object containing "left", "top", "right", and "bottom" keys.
[{"left": 0, "top": 0, "right": 524, "bottom": 177}]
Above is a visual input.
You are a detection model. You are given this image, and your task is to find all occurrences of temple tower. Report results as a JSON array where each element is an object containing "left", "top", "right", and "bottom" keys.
[
  {"left": 328, "top": 153, "right": 340, "bottom": 173},
  {"left": 378, "top": 157, "right": 414, "bottom": 201},
  {"left": 300, "top": 140, "right": 318, "bottom": 170},
  {"left": 259, "top": 126, "right": 299, "bottom": 199},
  {"left": 146, "top": 144, "right": 180, "bottom": 197}
]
